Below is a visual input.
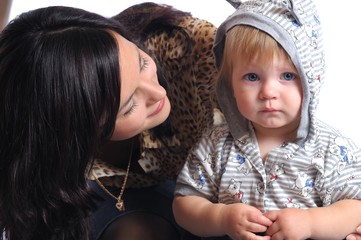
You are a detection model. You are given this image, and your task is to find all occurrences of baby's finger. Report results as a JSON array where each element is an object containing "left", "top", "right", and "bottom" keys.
[
  {"left": 252, "top": 213, "right": 273, "bottom": 226},
  {"left": 264, "top": 210, "right": 277, "bottom": 222},
  {"left": 246, "top": 216, "right": 273, "bottom": 234}
]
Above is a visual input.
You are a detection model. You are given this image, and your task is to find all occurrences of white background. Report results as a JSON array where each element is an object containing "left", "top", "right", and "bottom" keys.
[{"left": 6, "top": 0, "right": 361, "bottom": 146}]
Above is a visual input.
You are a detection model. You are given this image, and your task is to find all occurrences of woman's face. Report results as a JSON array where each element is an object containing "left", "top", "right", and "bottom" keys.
[{"left": 111, "top": 33, "right": 171, "bottom": 140}]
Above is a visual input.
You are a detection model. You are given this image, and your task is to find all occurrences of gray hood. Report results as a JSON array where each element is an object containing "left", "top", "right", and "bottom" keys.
[{"left": 213, "top": 0, "right": 325, "bottom": 144}]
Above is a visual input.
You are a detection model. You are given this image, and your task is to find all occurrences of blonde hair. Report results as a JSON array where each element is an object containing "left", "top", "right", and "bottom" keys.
[{"left": 218, "top": 25, "right": 294, "bottom": 82}]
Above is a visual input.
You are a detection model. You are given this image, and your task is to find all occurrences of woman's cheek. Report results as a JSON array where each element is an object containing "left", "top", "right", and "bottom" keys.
[{"left": 111, "top": 113, "right": 146, "bottom": 140}]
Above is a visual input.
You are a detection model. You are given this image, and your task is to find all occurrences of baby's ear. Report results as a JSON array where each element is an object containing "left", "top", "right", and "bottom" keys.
[{"left": 226, "top": 0, "right": 243, "bottom": 9}]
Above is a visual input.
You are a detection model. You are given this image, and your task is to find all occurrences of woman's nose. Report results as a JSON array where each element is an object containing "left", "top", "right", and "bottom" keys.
[{"left": 140, "top": 77, "right": 167, "bottom": 105}]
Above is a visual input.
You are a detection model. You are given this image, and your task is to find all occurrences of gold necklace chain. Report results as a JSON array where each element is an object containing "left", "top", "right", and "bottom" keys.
[{"left": 93, "top": 142, "right": 133, "bottom": 211}]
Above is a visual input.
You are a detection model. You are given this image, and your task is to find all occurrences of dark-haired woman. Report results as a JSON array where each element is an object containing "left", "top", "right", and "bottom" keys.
[
  {"left": 88, "top": 2, "right": 219, "bottom": 240},
  {"left": 0, "top": 6, "right": 170, "bottom": 239}
]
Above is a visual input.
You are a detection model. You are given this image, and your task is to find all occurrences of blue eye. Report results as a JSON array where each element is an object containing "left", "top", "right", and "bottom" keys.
[
  {"left": 282, "top": 72, "right": 296, "bottom": 81},
  {"left": 245, "top": 73, "right": 259, "bottom": 82}
]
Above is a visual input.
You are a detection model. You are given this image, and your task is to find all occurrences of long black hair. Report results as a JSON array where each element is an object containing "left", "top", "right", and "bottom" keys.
[{"left": 0, "top": 6, "right": 126, "bottom": 240}]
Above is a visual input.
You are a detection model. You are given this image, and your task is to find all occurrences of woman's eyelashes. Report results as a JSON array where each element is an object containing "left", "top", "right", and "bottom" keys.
[
  {"left": 123, "top": 102, "right": 138, "bottom": 117},
  {"left": 140, "top": 55, "right": 149, "bottom": 71}
]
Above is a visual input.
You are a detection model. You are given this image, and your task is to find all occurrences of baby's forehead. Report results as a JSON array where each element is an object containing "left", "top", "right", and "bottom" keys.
[{"left": 231, "top": 46, "right": 292, "bottom": 65}]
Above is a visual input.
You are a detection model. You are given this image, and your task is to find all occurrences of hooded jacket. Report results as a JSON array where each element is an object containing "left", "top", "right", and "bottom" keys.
[
  {"left": 214, "top": 0, "right": 324, "bottom": 144},
  {"left": 175, "top": 0, "right": 361, "bottom": 211}
]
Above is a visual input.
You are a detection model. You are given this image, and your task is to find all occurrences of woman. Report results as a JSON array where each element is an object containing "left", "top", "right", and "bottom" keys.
[
  {"left": 0, "top": 6, "right": 170, "bottom": 240},
  {"left": 88, "top": 3, "right": 220, "bottom": 239}
]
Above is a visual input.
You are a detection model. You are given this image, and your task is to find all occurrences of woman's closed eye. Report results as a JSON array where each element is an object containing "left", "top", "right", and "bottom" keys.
[
  {"left": 123, "top": 101, "right": 138, "bottom": 117},
  {"left": 140, "top": 55, "right": 149, "bottom": 71}
]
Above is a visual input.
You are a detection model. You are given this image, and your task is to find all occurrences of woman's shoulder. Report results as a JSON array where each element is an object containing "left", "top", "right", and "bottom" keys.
[
  {"left": 143, "top": 14, "right": 217, "bottom": 62},
  {"left": 179, "top": 16, "right": 217, "bottom": 46}
]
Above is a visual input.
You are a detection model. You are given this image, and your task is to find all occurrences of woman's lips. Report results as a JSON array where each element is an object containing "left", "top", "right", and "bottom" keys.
[{"left": 149, "top": 98, "right": 165, "bottom": 117}]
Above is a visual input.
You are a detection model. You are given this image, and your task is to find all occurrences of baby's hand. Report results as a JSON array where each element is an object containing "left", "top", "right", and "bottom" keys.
[
  {"left": 264, "top": 208, "right": 311, "bottom": 240},
  {"left": 221, "top": 203, "right": 272, "bottom": 240},
  {"left": 346, "top": 226, "right": 361, "bottom": 240}
]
